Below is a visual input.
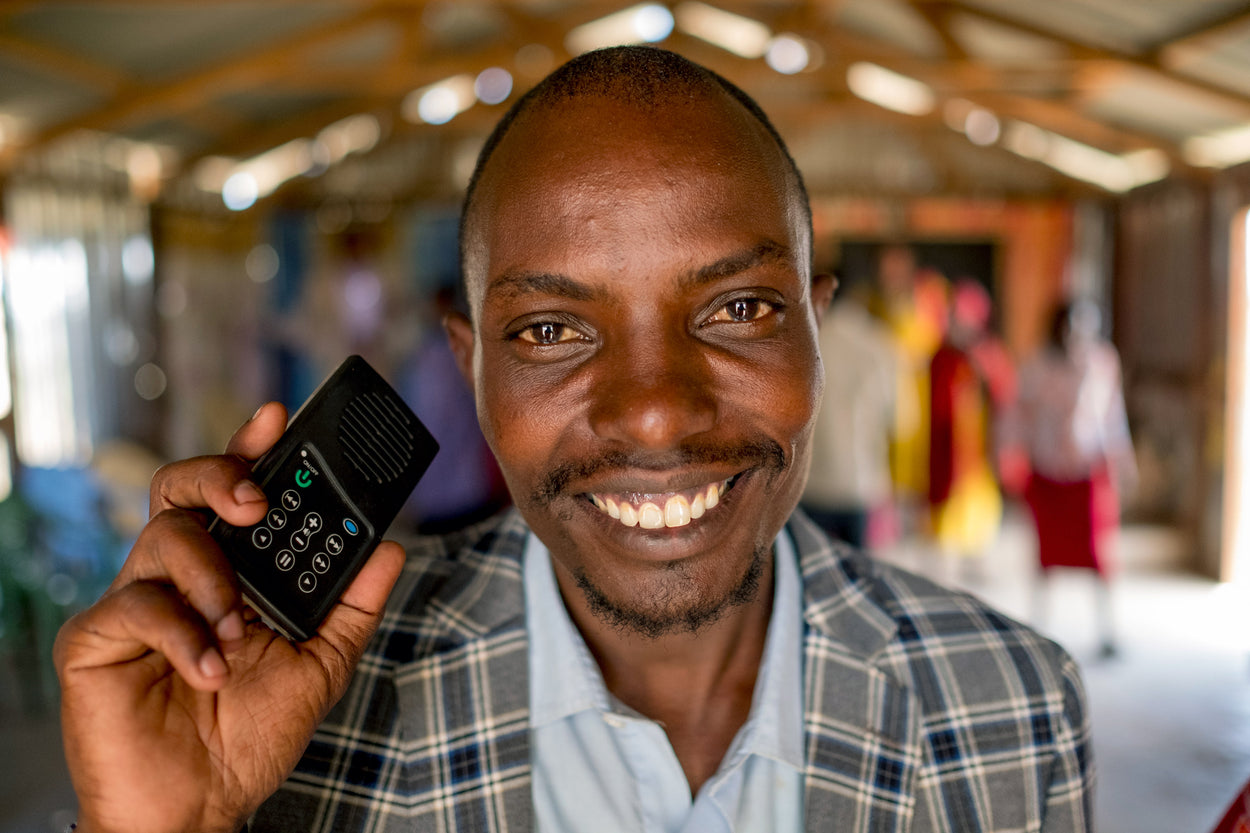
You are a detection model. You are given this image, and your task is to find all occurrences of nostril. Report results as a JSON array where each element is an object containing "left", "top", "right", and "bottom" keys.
[{"left": 589, "top": 373, "right": 717, "bottom": 449}]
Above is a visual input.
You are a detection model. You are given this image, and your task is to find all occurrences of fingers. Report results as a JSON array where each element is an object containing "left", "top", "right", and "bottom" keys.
[
  {"left": 226, "top": 401, "right": 288, "bottom": 459},
  {"left": 308, "top": 540, "right": 406, "bottom": 685},
  {"left": 119, "top": 510, "right": 245, "bottom": 637},
  {"left": 149, "top": 455, "right": 268, "bottom": 527},
  {"left": 57, "top": 403, "right": 292, "bottom": 694},
  {"left": 56, "top": 579, "right": 231, "bottom": 692},
  {"left": 148, "top": 402, "right": 286, "bottom": 526}
]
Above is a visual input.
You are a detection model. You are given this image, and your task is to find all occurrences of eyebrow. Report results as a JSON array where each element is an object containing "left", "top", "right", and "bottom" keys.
[
  {"left": 488, "top": 270, "right": 601, "bottom": 302},
  {"left": 679, "top": 240, "right": 794, "bottom": 291},
  {"left": 484, "top": 239, "right": 794, "bottom": 302}
]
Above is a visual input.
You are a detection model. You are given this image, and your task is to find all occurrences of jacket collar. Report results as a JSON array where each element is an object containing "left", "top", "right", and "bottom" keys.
[
  {"left": 789, "top": 509, "right": 901, "bottom": 661},
  {"left": 787, "top": 510, "right": 922, "bottom": 832}
]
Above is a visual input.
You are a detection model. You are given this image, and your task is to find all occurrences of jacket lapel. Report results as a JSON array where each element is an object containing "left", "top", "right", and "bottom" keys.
[
  {"left": 393, "top": 511, "right": 535, "bottom": 833},
  {"left": 791, "top": 513, "right": 923, "bottom": 833}
]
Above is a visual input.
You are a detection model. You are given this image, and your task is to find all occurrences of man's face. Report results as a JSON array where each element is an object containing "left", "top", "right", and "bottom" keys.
[{"left": 451, "top": 89, "right": 830, "bottom": 635}]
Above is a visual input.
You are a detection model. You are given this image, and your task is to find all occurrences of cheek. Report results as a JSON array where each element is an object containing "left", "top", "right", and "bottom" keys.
[
  {"left": 730, "top": 337, "right": 824, "bottom": 441},
  {"left": 476, "top": 354, "right": 586, "bottom": 482}
]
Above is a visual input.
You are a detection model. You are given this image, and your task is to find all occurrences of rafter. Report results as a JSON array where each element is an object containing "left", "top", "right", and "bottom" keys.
[
  {"left": 20, "top": 4, "right": 399, "bottom": 153},
  {"left": 942, "top": 0, "right": 1250, "bottom": 118},
  {"left": 908, "top": 0, "right": 971, "bottom": 60},
  {"left": 0, "top": 31, "right": 132, "bottom": 92},
  {"left": 1149, "top": 4, "right": 1250, "bottom": 52}
]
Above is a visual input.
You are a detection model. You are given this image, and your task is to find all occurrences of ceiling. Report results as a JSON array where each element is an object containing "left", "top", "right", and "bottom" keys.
[{"left": 5, "top": 0, "right": 1250, "bottom": 208}]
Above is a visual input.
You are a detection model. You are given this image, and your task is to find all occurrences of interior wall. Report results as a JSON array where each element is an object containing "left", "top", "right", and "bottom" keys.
[
  {"left": 1114, "top": 181, "right": 1216, "bottom": 574},
  {"left": 1206, "top": 163, "right": 1250, "bottom": 580},
  {"left": 812, "top": 196, "right": 1074, "bottom": 356}
]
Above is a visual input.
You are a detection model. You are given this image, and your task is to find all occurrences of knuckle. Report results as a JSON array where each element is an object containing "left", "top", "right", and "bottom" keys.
[
  {"left": 140, "top": 507, "right": 206, "bottom": 551},
  {"left": 52, "top": 609, "right": 87, "bottom": 671}
]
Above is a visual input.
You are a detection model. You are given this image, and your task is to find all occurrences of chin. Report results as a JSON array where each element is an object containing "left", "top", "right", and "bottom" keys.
[{"left": 569, "top": 538, "right": 769, "bottom": 639}]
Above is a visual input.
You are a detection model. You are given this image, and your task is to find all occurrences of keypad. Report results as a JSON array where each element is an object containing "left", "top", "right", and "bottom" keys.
[
  {"left": 214, "top": 441, "right": 373, "bottom": 638},
  {"left": 240, "top": 494, "right": 363, "bottom": 595}
]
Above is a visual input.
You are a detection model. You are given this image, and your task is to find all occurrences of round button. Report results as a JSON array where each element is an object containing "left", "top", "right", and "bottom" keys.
[
  {"left": 267, "top": 508, "right": 287, "bottom": 529},
  {"left": 326, "top": 534, "right": 344, "bottom": 555},
  {"left": 275, "top": 550, "right": 295, "bottom": 572},
  {"left": 291, "top": 530, "right": 310, "bottom": 552},
  {"left": 297, "top": 572, "right": 317, "bottom": 593},
  {"left": 343, "top": 519, "right": 359, "bottom": 535},
  {"left": 252, "top": 527, "right": 273, "bottom": 549},
  {"left": 311, "top": 552, "right": 330, "bottom": 574},
  {"left": 281, "top": 490, "right": 300, "bottom": 511},
  {"left": 303, "top": 512, "right": 322, "bottom": 533}
]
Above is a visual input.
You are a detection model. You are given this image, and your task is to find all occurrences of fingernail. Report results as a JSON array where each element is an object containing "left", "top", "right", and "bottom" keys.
[
  {"left": 250, "top": 403, "right": 266, "bottom": 421},
  {"left": 199, "top": 648, "right": 228, "bottom": 679},
  {"left": 216, "top": 610, "right": 245, "bottom": 642},
  {"left": 233, "top": 480, "right": 266, "bottom": 505}
]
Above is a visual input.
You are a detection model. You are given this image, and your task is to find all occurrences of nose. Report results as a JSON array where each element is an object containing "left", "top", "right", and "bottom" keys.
[{"left": 587, "top": 333, "right": 718, "bottom": 451}]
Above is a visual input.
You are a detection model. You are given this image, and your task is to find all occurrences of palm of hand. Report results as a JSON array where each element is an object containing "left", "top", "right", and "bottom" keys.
[{"left": 62, "top": 621, "right": 352, "bottom": 833}]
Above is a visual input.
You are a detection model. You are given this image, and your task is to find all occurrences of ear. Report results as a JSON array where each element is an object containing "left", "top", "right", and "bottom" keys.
[
  {"left": 810, "top": 272, "right": 837, "bottom": 325},
  {"left": 443, "top": 311, "right": 477, "bottom": 390}
]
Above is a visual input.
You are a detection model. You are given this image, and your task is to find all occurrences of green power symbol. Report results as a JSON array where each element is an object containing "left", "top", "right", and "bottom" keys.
[{"left": 295, "top": 469, "right": 313, "bottom": 488}]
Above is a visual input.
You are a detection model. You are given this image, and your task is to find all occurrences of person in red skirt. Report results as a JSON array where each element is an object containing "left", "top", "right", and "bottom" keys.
[{"left": 1012, "top": 299, "right": 1137, "bottom": 658}]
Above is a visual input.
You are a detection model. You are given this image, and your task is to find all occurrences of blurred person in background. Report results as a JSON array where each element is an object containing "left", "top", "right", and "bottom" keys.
[
  {"left": 927, "top": 279, "right": 1016, "bottom": 574},
  {"left": 1013, "top": 298, "right": 1136, "bottom": 658},
  {"left": 399, "top": 285, "right": 509, "bottom": 534},
  {"left": 868, "top": 245, "right": 945, "bottom": 526},
  {"left": 802, "top": 273, "right": 898, "bottom": 548}
]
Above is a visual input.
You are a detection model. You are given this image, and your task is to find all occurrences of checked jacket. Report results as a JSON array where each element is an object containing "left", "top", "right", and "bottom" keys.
[{"left": 252, "top": 508, "right": 1093, "bottom": 832}]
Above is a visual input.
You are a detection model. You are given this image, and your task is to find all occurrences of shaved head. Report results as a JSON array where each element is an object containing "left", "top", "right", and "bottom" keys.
[{"left": 458, "top": 45, "right": 812, "bottom": 315}]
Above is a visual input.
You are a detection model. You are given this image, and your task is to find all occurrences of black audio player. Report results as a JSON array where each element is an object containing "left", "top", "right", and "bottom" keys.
[{"left": 209, "top": 355, "right": 439, "bottom": 641}]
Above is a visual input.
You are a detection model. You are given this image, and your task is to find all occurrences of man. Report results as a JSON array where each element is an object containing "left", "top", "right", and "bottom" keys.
[{"left": 55, "top": 47, "right": 1092, "bottom": 832}]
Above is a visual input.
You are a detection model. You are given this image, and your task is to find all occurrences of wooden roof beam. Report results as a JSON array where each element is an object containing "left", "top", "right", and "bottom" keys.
[
  {"left": 21, "top": 4, "right": 398, "bottom": 154},
  {"left": 942, "top": 0, "right": 1250, "bottom": 118},
  {"left": 0, "top": 31, "right": 132, "bottom": 92},
  {"left": 1147, "top": 4, "right": 1250, "bottom": 53}
]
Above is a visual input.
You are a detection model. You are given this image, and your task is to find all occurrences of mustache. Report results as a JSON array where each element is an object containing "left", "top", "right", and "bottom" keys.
[{"left": 531, "top": 438, "right": 788, "bottom": 507}]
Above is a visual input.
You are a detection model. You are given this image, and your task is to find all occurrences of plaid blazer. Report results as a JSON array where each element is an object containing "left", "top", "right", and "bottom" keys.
[{"left": 253, "top": 508, "right": 1093, "bottom": 832}]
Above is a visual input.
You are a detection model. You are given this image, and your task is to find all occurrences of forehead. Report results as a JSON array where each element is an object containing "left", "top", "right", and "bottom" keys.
[{"left": 464, "top": 89, "right": 805, "bottom": 303}]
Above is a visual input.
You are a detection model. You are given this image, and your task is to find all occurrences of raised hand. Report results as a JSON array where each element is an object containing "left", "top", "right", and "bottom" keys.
[{"left": 55, "top": 403, "right": 405, "bottom": 833}]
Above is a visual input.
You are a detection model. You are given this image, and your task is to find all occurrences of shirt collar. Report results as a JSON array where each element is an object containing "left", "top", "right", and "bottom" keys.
[{"left": 524, "top": 529, "right": 805, "bottom": 770}]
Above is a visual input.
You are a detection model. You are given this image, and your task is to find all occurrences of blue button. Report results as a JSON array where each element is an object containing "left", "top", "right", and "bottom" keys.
[{"left": 344, "top": 519, "right": 359, "bottom": 535}]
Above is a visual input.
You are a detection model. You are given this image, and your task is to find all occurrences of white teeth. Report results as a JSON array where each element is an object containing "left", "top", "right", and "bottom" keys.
[
  {"left": 638, "top": 502, "right": 664, "bottom": 529},
  {"left": 665, "top": 495, "right": 691, "bottom": 527},
  {"left": 589, "top": 478, "right": 731, "bottom": 529}
]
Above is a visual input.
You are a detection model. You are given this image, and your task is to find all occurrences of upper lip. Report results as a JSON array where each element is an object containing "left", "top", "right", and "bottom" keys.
[{"left": 579, "top": 468, "right": 745, "bottom": 498}]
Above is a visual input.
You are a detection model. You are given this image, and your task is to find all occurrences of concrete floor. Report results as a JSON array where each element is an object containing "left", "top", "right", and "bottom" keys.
[
  {"left": 2, "top": 511, "right": 1248, "bottom": 832},
  {"left": 877, "top": 510, "right": 1250, "bottom": 833}
]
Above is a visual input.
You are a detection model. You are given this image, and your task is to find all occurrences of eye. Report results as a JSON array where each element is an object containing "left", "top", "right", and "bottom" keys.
[
  {"left": 515, "top": 321, "right": 580, "bottom": 345},
  {"left": 708, "top": 297, "right": 776, "bottom": 324}
]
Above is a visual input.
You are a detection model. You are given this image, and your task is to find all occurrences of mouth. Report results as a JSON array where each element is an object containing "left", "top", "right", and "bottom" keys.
[{"left": 585, "top": 474, "right": 741, "bottom": 530}]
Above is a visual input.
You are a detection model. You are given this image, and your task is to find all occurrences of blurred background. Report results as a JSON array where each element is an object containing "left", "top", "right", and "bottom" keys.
[{"left": 0, "top": 1, "right": 1248, "bottom": 831}]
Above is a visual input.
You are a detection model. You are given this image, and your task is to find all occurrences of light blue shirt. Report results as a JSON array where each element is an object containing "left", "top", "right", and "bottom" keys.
[{"left": 525, "top": 531, "right": 805, "bottom": 832}]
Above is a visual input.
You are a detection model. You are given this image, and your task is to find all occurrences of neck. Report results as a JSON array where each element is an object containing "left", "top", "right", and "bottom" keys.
[{"left": 552, "top": 551, "right": 776, "bottom": 794}]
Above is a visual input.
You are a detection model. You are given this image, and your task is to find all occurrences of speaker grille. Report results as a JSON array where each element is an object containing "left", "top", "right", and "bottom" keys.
[{"left": 338, "top": 392, "right": 416, "bottom": 483}]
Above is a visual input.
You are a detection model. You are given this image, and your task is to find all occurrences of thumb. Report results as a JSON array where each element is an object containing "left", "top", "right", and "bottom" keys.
[{"left": 305, "top": 540, "right": 405, "bottom": 688}]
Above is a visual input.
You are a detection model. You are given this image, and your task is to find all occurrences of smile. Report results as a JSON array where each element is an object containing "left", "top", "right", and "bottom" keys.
[{"left": 587, "top": 477, "right": 735, "bottom": 529}]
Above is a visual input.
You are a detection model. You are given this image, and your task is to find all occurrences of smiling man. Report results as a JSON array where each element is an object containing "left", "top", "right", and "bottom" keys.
[{"left": 56, "top": 47, "right": 1092, "bottom": 833}]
